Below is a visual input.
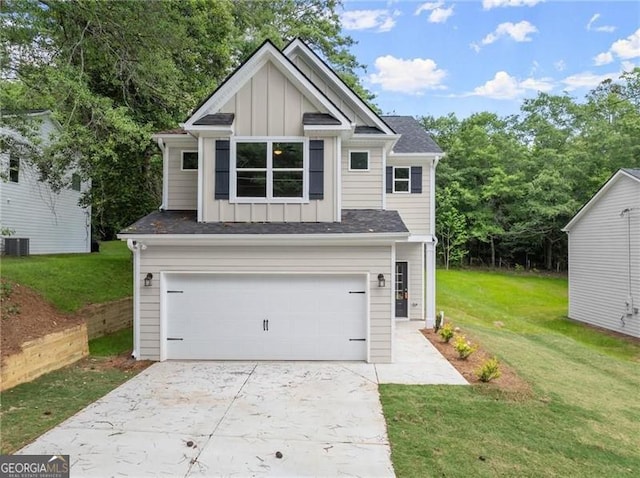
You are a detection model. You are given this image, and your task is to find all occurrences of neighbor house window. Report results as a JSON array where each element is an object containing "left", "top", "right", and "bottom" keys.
[
  {"left": 349, "top": 151, "right": 369, "bottom": 171},
  {"left": 393, "top": 167, "right": 410, "bottom": 193},
  {"left": 71, "top": 173, "right": 81, "bottom": 191},
  {"left": 182, "top": 151, "right": 198, "bottom": 170},
  {"left": 9, "top": 157, "right": 19, "bottom": 183},
  {"left": 234, "top": 139, "right": 305, "bottom": 201}
]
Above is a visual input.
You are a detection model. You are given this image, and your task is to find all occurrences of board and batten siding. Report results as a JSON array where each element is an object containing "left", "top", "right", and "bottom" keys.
[
  {"left": 291, "top": 55, "right": 369, "bottom": 126},
  {"left": 137, "top": 245, "right": 393, "bottom": 362},
  {"left": 386, "top": 158, "right": 432, "bottom": 236},
  {"left": 341, "top": 146, "right": 384, "bottom": 209},
  {"left": 396, "top": 243, "right": 424, "bottom": 321},
  {"left": 166, "top": 139, "right": 198, "bottom": 210},
  {"left": 568, "top": 175, "right": 640, "bottom": 338},
  {"left": 219, "top": 60, "right": 315, "bottom": 137}
]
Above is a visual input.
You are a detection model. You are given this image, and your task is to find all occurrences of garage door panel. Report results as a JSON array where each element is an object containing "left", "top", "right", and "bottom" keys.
[{"left": 164, "top": 274, "right": 367, "bottom": 360}]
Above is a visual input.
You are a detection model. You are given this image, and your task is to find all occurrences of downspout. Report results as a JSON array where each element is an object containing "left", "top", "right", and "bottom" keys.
[
  {"left": 157, "top": 138, "right": 168, "bottom": 210},
  {"left": 425, "top": 155, "right": 441, "bottom": 328},
  {"left": 127, "top": 239, "right": 145, "bottom": 359}
]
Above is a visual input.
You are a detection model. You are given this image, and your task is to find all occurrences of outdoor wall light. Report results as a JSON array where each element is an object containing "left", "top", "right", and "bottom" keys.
[
  {"left": 144, "top": 273, "right": 153, "bottom": 287},
  {"left": 377, "top": 273, "right": 386, "bottom": 288}
]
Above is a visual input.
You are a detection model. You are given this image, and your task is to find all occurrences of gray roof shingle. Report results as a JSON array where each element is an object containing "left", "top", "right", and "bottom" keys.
[
  {"left": 382, "top": 115, "right": 442, "bottom": 154},
  {"left": 193, "top": 113, "right": 235, "bottom": 126},
  {"left": 354, "top": 125, "right": 385, "bottom": 134},
  {"left": 623, "top": 168, "right": 640, "bottom": 180},
  {"left": 120, "top": 209, "right": 409, "bottom": 236},
  {"left": 302, "top": 113, "right": 341, "bottom": 125}
]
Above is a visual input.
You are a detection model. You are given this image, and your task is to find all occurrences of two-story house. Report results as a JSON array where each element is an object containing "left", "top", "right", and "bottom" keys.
[
  {"left": 119, "top": 39, "right": 442, "bottom": 363},
  {"left": 1, "top": 110, "right": 91, "bottom": 255}
]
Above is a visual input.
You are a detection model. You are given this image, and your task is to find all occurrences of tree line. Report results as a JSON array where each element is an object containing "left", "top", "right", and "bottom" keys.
[
  {"left": 423, "top": 71, "right": 640, "bottom": 270},
  {"left": 2, "top": 1, "right": 639, "bottom": 271}
]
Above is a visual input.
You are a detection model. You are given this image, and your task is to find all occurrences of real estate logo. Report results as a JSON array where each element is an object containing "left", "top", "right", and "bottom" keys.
[{"left": 0, "top": 455, "right": 69, "bottom": 478}]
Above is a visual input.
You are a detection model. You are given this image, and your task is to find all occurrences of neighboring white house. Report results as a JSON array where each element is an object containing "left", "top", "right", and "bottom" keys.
[
  {"left": 118, "top": 39, "right": 443, "bottom": 363},
  {"left": 563, "top": 168, "right": 640, "bottom": 338},
  {"left": 0, "top": 110, "right": 91, "bottom": 255}
]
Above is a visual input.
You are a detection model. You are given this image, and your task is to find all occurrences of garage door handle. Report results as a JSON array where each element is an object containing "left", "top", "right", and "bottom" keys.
[
  {"left": 167, "top": 337, "right": 183, "bottom": 341},
  {"left": 263, "top": 319, "right": 269, "bottom": 331},
  {"left": 167, "top": 290, "right": 184, "bottom": 294},
  {"left": 349, "top": 338, "right": 366, "bottom": 341},
  {"left": 349, "top": 291, "right": 366, "bottom": 294}
]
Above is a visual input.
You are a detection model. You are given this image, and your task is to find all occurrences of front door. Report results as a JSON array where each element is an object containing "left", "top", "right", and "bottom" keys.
[{"left": 395, "top": 262, "right": 408, "bottom": 318}]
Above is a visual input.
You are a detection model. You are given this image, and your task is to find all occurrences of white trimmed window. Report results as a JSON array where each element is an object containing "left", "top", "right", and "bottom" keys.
[
  {"left": 181, "top": 151, "right": 198, "bottom": 170},
  {"left": 349, "top": 151, "right": 369, "bottom": 171},
  {"left": 232, "top": 138, "right": 307, "bottom": 202},
  {"left": 9, "top": 156, "right": 19, "bottom": 183},
  {"left": 393, "top": 167, "right": 410, "bottom": 193},
  {"left": 71, "top": 173, "right": 81, "bottom": 191}
]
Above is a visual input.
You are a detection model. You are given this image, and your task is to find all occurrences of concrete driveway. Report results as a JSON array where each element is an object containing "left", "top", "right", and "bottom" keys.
[{"left": 19, "top": 322, "right": 465, "bottom": 477}]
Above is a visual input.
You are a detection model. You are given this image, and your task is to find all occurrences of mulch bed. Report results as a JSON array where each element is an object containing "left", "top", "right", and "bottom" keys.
[
  {"left": 421, "top": 326, "right": 532, "bottom": 398},
  {"left": 1, "top": 279, "right": 84, "bottom": 358}
]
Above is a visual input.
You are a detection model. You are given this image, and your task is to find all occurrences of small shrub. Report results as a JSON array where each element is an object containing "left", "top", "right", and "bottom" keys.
[
  {"left": 476, "top": 357, "right": 501, "bottom": 382},
  {"left": 514, "top": 264, "right": 524, "bottom": 272},
  {"left": 453, "top": 335, "right": 477, "bottom": 359},
  {"left": 438, "top": 322, "right": 454, "bottom": 343},
  {"left": 434, "top": 311, "right": 443, "bottom": 332},
  {"left": 0, "top": 281, "right": 13, "bottom": 300}
]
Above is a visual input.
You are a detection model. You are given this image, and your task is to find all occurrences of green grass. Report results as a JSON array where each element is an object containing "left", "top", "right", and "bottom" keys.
[
  {"left": 0, "top": 356, "right": 145, "bottom": 454},
  {"left": 381, "top": 268, "right": 640, "bottom": 477},
  {"left": 89, "top": 328, "right": 133, "bottom": 356},
  {"left": 0, "top": 241, "right": 132, "bottom": 313}
]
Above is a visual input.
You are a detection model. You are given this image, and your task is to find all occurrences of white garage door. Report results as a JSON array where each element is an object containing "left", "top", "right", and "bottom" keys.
[{"left": 163, "top": 274, "right": 368, "bottom": 360}]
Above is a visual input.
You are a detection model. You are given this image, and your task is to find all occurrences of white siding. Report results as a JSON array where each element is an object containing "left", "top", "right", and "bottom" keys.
[
  {"left": 386, "top": 158, "right": 432, "bottom": 235},
  {"left": 137, "top": 245, "right": 393, "bottom": 362},
  {"left": 0, "top": 116, "right": 90, "bottom": 254},
  {"left": 567, "top": 175, "right": 640, "bottom": 338},
  {"left": 396, "top": 243, "right": 424, "bottom": 320},
  {"left": 166, "top": 139, "right": 198, "bottom": 210},
  {"left": 341, "top": 146, "right": 383, "bottom": 209}
]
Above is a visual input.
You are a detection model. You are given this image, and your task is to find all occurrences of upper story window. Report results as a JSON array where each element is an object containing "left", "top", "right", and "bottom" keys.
[
  {"left": 182, "top": 151, "right": 198, "bottom": 170},
  {"left": 71, "top": 173, "right": 81, "bottom": 191},
  {"left": 9, "top": 157, "right": 19, "bottom": 183},
  {"left": 349, "top": 151, "right": 369, "bottom": 171},
  {"left": 393, "top": 167, "right": 410, "bottom": 193},
  {"left": 232, "top": 138, "right": 306, "bottom": 202}
]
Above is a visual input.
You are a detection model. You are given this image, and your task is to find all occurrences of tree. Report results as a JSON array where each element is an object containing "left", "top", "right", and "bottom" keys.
[
  {"left": 436, "top": 184, "right": 468, "bottom": 269},
  {"left": 1, "top": 0, "right": 371, "bottom": 238}
]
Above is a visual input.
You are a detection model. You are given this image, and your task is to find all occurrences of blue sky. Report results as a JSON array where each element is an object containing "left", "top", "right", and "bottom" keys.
[{"left": 339, "top": 0, "right": 640, "bottom": 118}]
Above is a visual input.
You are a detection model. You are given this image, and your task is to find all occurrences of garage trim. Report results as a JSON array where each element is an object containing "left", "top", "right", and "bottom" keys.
[{"left": 159, "top": 271, "right": 371, "bottom": 362}]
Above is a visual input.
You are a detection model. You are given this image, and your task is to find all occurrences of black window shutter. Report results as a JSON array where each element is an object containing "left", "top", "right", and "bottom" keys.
[
  {"left": 215, "top": 140, "right": 230, "bottom": 199},
  {"left": 386, "top": 166, "right": 393, "bottom": 193},
  {"left": 309, "top": 140, "right": 324, "bottom": 200},
  {"left": 411, "top": 166, "right": 422, "bottom": 193}
]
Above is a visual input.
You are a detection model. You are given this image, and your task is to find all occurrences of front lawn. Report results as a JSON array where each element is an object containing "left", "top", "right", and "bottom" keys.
[
  {"left": 381, "top": 269, "right": 640, "bottom": 477},
  {"left": 0, "top": 329, "right": 147, "bottom": 454},
  {"left": 1, "top": 241, "right": 131, "bottom": 313}
]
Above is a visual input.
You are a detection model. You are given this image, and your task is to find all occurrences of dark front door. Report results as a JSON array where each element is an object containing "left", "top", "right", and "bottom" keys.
[{"left": 395, "top": 262, "right": 408, "bottom": 318}]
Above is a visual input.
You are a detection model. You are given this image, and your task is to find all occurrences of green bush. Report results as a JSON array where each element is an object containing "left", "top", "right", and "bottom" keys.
[
  {"left": 476, "top": 357, "right": 502, "bottom": 382},
  {"left": 453, "top": 335, "right": 477, "bottom": 359},
  {"left": 438, "top": 322, "right": 454, "bottom": 343}
]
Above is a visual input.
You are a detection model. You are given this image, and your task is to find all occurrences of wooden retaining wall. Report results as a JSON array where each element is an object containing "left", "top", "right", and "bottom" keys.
[
  {"left": 1, "top": 324, "right": 89, "bottom": 391},
  {"left": 81, "top": 297, "right": 133, "bottom": 340}
]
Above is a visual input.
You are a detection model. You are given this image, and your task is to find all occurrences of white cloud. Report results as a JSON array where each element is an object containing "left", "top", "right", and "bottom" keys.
[
  {"left": 593, "top": 52, "right": 613, "bottom": 66},
  {"left": 340, "top": 9, "right": 400, "bottom": 33},
  {"left": 621, "top": 61, "right": 637, "bottom": 72},
  {"left": 415, "top": 2, "right": 454, "bottom": 24},
  {"left": 593, "top": 28, "right": 640, "bottom": 67},
  {"left": 554, "top": 60, "right": 566, "bottom": 72},
  {"left": 610, "top": 28, "right": 640, "bottom": 59},
  {"left": 478, "top": 21, "right": 538, "bottom": 48},
  {"left": 561, "top": 71, "right": 616, "bottom": 91},
  {"left": 470, "top": 71, "right": 553, "bottom": 99},
  {"left": 482, "top": 0, "right": 542, "bottom": 10},
  {"left": 586, "top": 13, "right": 616, "bottom": 33},
  {"left": 369, "top": 55, "right": 447, "bottom": 94}
]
